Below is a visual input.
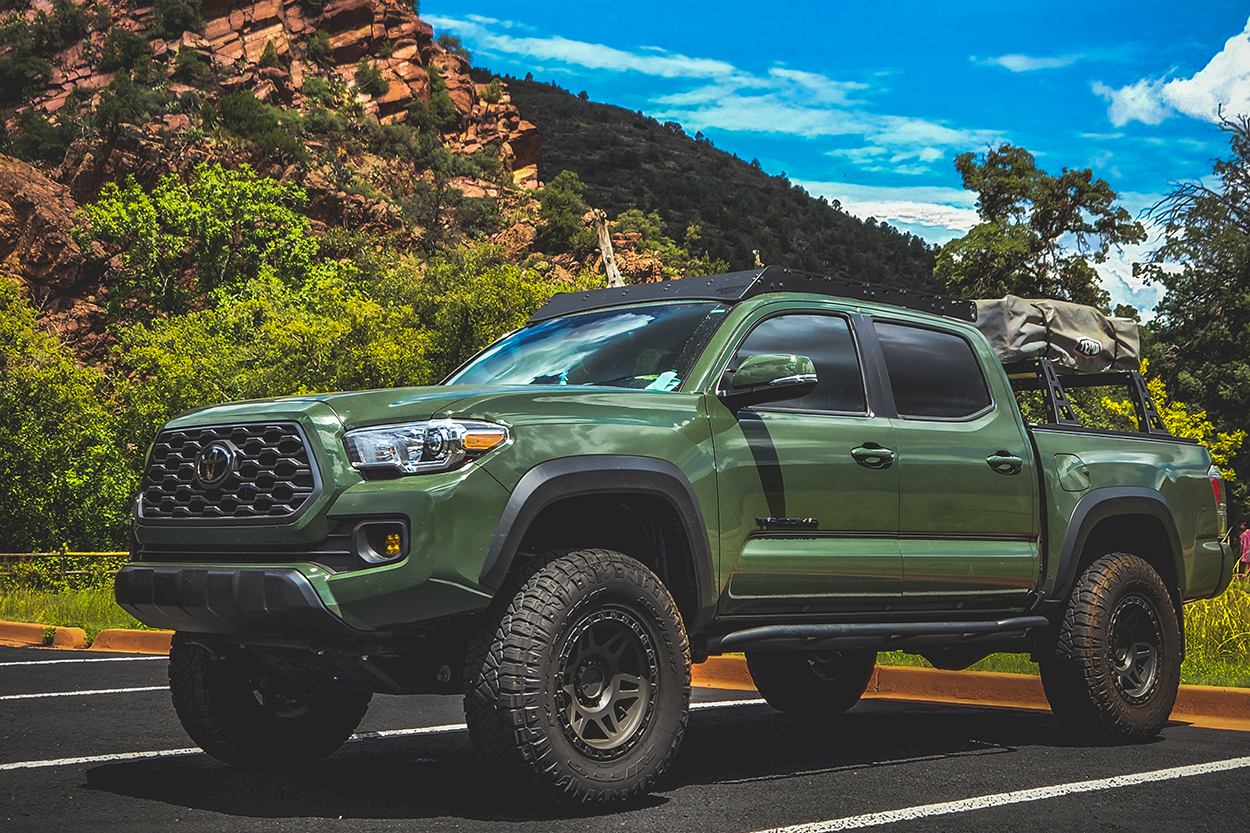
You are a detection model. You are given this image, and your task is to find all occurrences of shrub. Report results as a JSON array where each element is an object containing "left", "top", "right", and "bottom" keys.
[
  {"left": 436, "top": 33, "right": 470, "bottom": 62},
  {"left": 95, "top": 70, "right": 169, "bottom": 137},
  {"left": 172, "top": 45, "right": 209, "bottom": 81},
  {"left": 10, "top": 108, "right": 75, "bottom": 164},
  {"left": 98, "top": 26, "right": 150, "bottom": 72},
  {"left": 304, "top": 106, "right": 346, "bottom": 135},
  {"left": 216, "top": 90, "right": 306, "bottom": 160},
  {"left": 301, "top": 75, "right": 336, "bottom": 106},
  {"left": 421, "top": 64, "right": 459, "bottom": 130},
  {"left": 481, "top": 78, "right": 503, "bottom": 104},
  {"left": 537, "top": 170, "right": 595, "bottom": 253},
  {"left": 149, "top": 0, "right": 204, "bottom": 40},
  {"left": 258, "top": 39, "right": 280, "bottom": 69},
  {"left": 354, "top": 59, "right": 389, "bottom": 96},
  {"left": 303, "top": 29, "right": 332, "bottom": 65}
]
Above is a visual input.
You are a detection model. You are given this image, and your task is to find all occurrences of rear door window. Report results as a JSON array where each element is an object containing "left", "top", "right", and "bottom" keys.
[{"left": 874, "top": 321, "right": 992, "bottom": 419}]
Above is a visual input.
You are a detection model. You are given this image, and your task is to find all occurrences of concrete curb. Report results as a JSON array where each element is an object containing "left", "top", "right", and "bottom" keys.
[
  {"left": 692, "top": 656, "right": 1250, "bottom": 732},
  {"left": 0, "top": 620, "right": 88, "bottom": 650},
  {"left": 88, "top": 629, "right": 173, "bottom": 654}
]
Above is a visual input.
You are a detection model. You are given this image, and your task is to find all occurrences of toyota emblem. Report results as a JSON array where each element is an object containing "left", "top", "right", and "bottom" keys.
[{"left": 195, "top": 441, "right": 237, "bottom": 488}]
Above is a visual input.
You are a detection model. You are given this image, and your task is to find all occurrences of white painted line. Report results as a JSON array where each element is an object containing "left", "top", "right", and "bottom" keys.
[
  {"left": 0, "top": 699, "right": 763, "bottom": 773},
  {"left": 0, "top": 686, "right": 167, "bottom": 701},
  {"left": 0, "top": 656, "right": 164, "bottom": 667},
  {"left": 749, "top": 755, "right": 1250, "bottom": 832}
]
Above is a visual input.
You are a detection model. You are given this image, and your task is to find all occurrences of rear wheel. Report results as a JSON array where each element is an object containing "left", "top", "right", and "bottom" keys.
[
  {"left": 463, "top": 549, "right": 690, "bottom": 805},
  {"left": 1039, "top": 553, "right": 1181, "bottom": 741},
  {"left": 746, "top": 649, "right": 877, "bottom": 717},
  {"left": 169, "top": 633, "right": 371, "bottom": 767}
]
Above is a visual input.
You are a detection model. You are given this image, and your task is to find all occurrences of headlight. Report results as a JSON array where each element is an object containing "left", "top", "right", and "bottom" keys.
[{"left": 343, "top": 419, "right": 509, "bottom": 476}]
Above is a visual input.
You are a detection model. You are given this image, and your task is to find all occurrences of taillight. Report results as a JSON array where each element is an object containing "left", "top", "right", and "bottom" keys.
[{"left": 1209, "top": 465, "right": 1227, "bottom": 535}]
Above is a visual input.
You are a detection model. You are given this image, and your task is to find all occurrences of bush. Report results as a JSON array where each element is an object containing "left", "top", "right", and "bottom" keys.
[
  {"left": 301, "top": 75, "right": 336, "bottom": 107},
  {"left": 303, "top": 29, "right": 332, "bottom": 65},
  {"left": 75, "top": 163, "right": 331, "bottom": 319},
  {"left": 172, "top": 45, "right": 209, "bottom": 81},
  {"left": 0, "top": 279, "right": 135, "bottom": 551},
  {"left": 216, "top": 90, "right": 306, "bottom": 160},
  {"left": 481, "top": 78, "right": 503, "bottom": 104},
  {"left": 258, "top": 39, "right": 280, "bottom": 69},
  {"left": 304, "top": 106, "right": 346, "bottom": 135},
  {"left": 436, "top": 33, "right": 470, "bottom": 62},
  {"left": 98, "top": 26, "right": 150, "bottom": 73},
  {"left": 95, "top": 70, "right": 169, "bottom": 137},
  {"left": 354, "top": 59, "right": 389, "bottom": 96},
  {"left": 149, "top": 0, "right": 204, "bottom": 40},
  {"left": 537, "top": 170, "right": 595, "bottom": 253},
  {"left": 9, "top": 108, "right": 75, "bottom": 165},
  {"left": 0, "top": 18, "right": 51, "bottom": 104}
]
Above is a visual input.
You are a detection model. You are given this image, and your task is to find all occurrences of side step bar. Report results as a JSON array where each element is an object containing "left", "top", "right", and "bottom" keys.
[{"left": 705, "top": 616, "right": 1050, "bottom": 654}]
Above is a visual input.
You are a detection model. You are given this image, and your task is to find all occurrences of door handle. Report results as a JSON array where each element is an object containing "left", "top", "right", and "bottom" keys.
[
  {"left": 851, "top": 443, "right": 896, "bottom": 470},
  {"left": 987, "top": 451, "right": 1024, "bottom": 475}
]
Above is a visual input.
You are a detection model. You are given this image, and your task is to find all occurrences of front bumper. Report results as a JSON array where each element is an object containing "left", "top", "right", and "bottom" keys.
[{"left": 114, "top": 565, "right": 367, "bottom": 639}]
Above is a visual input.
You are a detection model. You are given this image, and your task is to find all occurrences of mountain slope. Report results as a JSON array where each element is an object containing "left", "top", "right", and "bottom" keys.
[{"left": 503, "top": 76, "right": 939, "bottom": 290}]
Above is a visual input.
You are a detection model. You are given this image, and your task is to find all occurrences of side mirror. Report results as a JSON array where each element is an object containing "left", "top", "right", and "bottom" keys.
[{"left": 719, "top": 353, "right": 818, "bottom": 411}]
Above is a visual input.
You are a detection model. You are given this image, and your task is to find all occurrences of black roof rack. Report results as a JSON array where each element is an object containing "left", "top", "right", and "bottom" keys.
[{"left": 527, "top": 266, "right": 978, "bottom": 324}]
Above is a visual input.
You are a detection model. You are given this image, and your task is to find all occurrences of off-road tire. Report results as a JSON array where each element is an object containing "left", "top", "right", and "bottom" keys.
[
  {"left": 169, "top": 632, "right": 372, "bottom": 767},
  {"left": 746, "top": 649, "right": 877, "bottom": 717},
  {"left": 1039, "top": 553, "right": 1181, "bottom": 741},
  {"left": 463, "top": 549, "right": 691, "bottom": 805}
]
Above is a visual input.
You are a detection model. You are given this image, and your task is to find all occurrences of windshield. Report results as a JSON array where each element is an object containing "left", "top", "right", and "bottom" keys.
[{"left": 446, "top": 302, "right": 727, "bottom": 390}]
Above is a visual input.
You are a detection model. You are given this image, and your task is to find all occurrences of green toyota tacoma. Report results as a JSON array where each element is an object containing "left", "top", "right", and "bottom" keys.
[{"left": 116, "top": 267, "right": 1235, "bottom": 804}]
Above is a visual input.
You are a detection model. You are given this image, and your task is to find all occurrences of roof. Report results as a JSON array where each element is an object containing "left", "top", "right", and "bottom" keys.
[{"left": 526, "top": 266, "right": 978, "bottom": 324}]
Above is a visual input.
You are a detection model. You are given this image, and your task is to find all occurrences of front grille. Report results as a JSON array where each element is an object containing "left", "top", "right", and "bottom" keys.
[{"left": 139, "top": 423, "right": 321, "bottom": 522}]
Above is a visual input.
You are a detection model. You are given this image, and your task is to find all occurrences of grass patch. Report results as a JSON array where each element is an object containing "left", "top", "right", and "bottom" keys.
[{"left": 0, "top": 586, "right": 148, "bottom": 644}]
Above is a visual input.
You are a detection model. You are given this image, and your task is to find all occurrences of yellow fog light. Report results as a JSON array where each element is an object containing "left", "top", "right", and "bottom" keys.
[{"left": 353, "top": 520, "right": 408, "bottom": 565}]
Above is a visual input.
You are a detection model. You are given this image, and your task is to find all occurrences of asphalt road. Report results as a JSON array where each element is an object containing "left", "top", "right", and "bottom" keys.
[{"left": 2, "top": 643, "right": 1249, "bottom": 832}]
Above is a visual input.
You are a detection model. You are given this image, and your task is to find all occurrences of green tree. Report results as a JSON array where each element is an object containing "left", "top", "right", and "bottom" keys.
[
  {"left": 935, "top": 144, "right": 1145, "bottom": 308},
  {"left": 536, "top": 169, "right": 595, "bottom": 253},
  {"left": 149, "top": 0, "right": 204, "bottom": 40},
  {"left": 0, "top": 279, "right": 134, "bottom": 551},
  {"left": 258, "top": 39, "right": 280, "bottom": 69},
  {"left": 354, "top": 59, "right": 389, "bottom": 96},
  {"left": 437, "top": 33, "right": 471, "bottom": 62},
  {"left": 1144, "top": 116, "right": 1250, "bottom": 521},
  {"left": 75, "top": 163, "right": 340, "bottom": 319}
]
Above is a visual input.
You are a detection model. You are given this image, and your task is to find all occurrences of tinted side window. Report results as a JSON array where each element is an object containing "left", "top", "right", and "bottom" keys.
[
  {"left": 731, "top": 314, "right": 866, "bottom": 412},
  {"left": 874, "top": 321, "right": 991, "bottom": 418}
]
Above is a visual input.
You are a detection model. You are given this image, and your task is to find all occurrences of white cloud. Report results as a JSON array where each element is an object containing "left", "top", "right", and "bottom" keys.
[
  {"left": 1093, "top": 15, "right": 1250, "bottom": 125},
  {"left": 430, "top": 14, "right": 1002, "bottom": 177},
  {"left": 793, "top": 181, "right": 980, "bottom": 240},
  {"left": 975, "top": 53, "right": 1084, "bottom": 72}
]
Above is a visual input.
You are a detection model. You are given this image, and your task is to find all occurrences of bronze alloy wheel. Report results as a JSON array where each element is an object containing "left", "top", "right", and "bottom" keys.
[{"left": 557, "top": 606, "right": 659, "bottom": 758}]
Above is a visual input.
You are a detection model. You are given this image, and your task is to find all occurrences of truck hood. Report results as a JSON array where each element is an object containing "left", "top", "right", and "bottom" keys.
[{"left": 166, "top": 385, "right": 705, "bottom": 432}]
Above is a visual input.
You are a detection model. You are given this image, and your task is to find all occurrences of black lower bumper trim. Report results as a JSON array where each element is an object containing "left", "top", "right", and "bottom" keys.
[{"left": 114, "top": 565, "right": 365, "bottom": 639}]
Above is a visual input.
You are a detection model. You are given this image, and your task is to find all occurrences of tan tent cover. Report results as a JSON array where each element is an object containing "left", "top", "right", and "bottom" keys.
[{"left": 972, "top": 295, "right": 1140, "bottom": 374}]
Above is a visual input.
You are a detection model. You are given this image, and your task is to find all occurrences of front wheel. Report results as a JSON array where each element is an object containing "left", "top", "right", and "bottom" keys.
[
  {"left": 1039, "top": 553, "right": 1181, "bottom": 741},
  {"left": 463, "top": 549, "right": 691, "bottom": 805},
  {"left": 169, "top": 633, "right": 372, "bottom": 767},
  {"left": 746, "top": 649, "right": 877, "bottom": 717}
]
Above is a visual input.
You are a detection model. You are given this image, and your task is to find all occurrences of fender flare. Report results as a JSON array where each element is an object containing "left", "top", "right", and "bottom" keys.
[
  {"left": 1053, "top": 486, "right": 1185, "bottom": 603},
  {"left": 478, "top": 456, "right": 718, "bottom": 629}
]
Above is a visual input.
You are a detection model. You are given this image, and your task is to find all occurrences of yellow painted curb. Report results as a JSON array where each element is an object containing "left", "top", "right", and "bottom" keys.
[
  {"left": 0, "top": 620, "right": 47, "bottom": 647},
  {"left": 692, "top": 656, "right": 1250, "bottom": 731},
  {"left": 88, "top": 629, "right": 173, "bottom": 654}
]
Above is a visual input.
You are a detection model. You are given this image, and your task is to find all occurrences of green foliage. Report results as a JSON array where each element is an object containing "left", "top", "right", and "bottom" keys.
[
  {"left": 258, "top": 38, "right": 280, "bottom": 69},
  {"left": 0, "top": 280, "right": 135, "bottom": 551},
  {"left": 359, "top": 116, "right": 436, "bottom": 161},
  {"left": 354, "top": 59, "right": 389, "bottom": 97},
  {"left": 75, "top": 163, "right": 333, "bottom": 319},
  {"left": 613, "top": 209, "right": 729, "bottom": 278},
  {"left": 481, "top": 78, "right": 503, "bottom": 104},
  {"left": 0, "top": 15, "right": 49, "bottom": 103},
  {"left": 421, "top": 64, "right": 460, "bottom": 130},
  {"left": 1145, "top": 116, "right": 1250, "bottom": 523},
  {"left": 505, "top": 77, "right": 937, "bottom": 283},
  {"left": 536, "top": 170, "right": 595, "bottom": 253},
  {"left": 304, "top": 105, "right": 346, "bottom": 135},
  {"left": 303, "top": 29, "right": 332, "bottom": 65},
  {"left": 935, "top": 144, "right": 1145, "bottom": 308},
  {"left": 216, "top": 90, "right": 306, "bottom": 160},
  {"left": 149, "top": 0, "right": 204, "bottom": 40},
  {"left": 376, "top": 39, "right": 395, "bottom": 59},
  {"left": 436, "top": 33, "right": 471, "bottom": 62},
  {"left": 0, "top": 586, "right": 146, "bottom": 642},
  {"left": 0, "top": 556, "right": 128, "bottom": 594},
  {"left": 300, "top": 75, "right": 337, "bottom": 107},
  {"left": 94, "top": 70, "right": 169, "bottom": 137},
  {"left": 98, "top": 25, "right": 150, "bottom": 73},
  {"left": 172, "top": 45, "right": 209, "bottom": 82},
  {"left": 9, "top": 108, "right": 75, "bottom": 164}
]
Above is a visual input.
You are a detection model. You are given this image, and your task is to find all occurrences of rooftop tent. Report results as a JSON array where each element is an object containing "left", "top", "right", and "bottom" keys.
[{"left": 973, "top": 295, "right": 1140, "bottom": 374}]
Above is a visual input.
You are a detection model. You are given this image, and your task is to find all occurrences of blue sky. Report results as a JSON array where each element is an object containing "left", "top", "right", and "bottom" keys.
[{"left": 423, "top": 1, "right": 1250, "bottom": 315}]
